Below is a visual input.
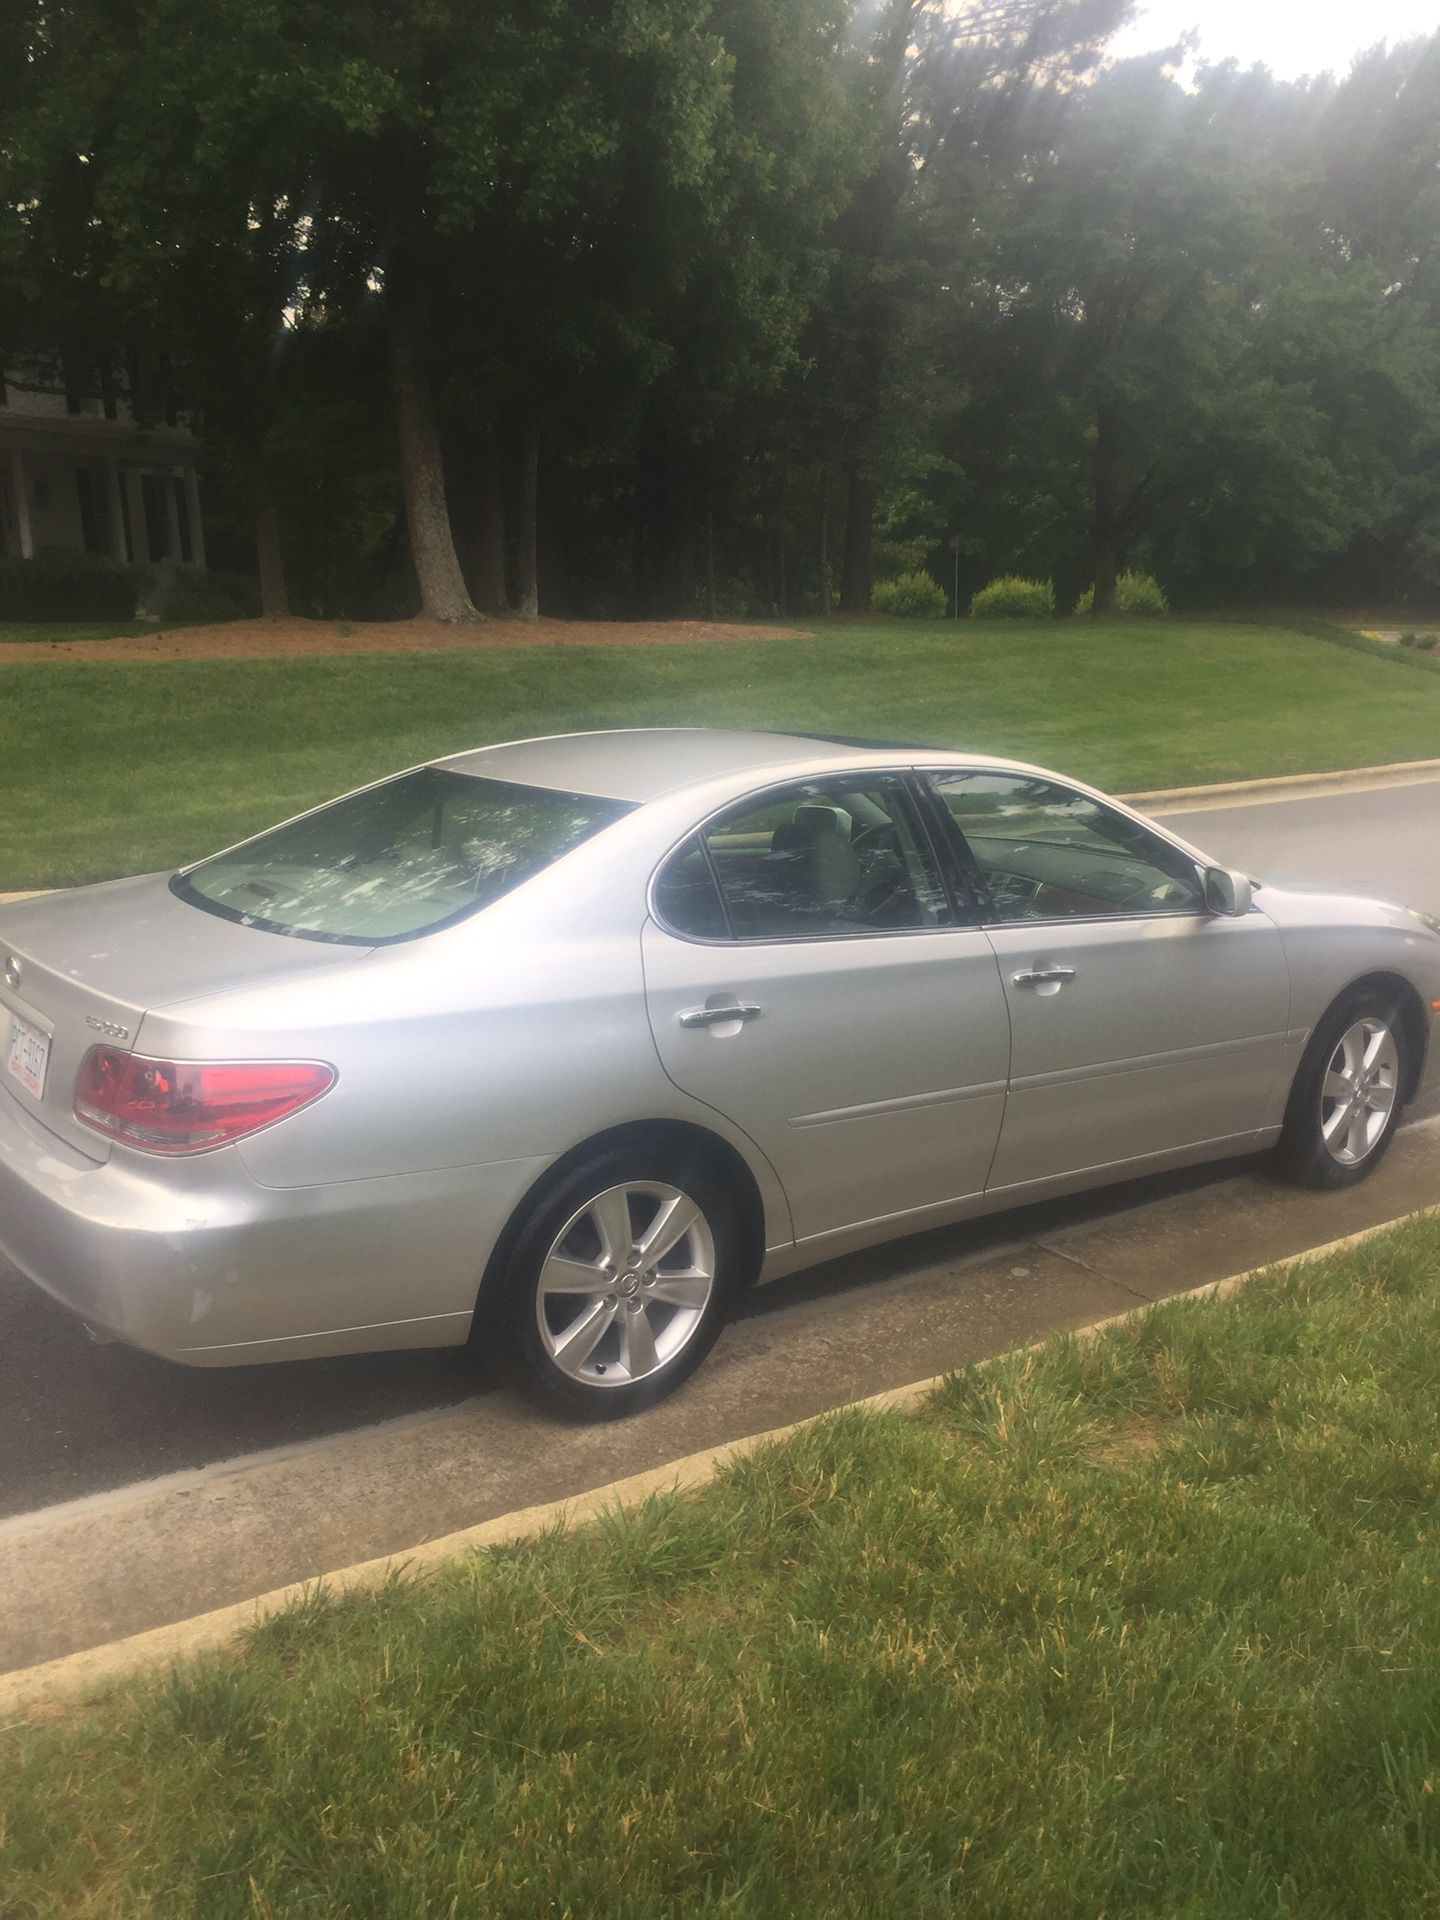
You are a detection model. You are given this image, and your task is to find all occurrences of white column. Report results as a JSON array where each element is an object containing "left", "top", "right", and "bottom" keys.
[
  {"left": 163, "top": 467, "right": 182, "bottom": 565},
  {"left": 10, "top": 446, "right": 34, "bottom": 558},
  {"left": 183, "top": 464, "right": 206, "bottom": 570},
  {"left": 106, "top": 456, "right": 128, "bottom": 563}
]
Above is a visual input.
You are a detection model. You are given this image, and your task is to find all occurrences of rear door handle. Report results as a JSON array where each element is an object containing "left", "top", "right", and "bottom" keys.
[
  {"left": 1012, "top": 965, "right": 1076, "bottom": 987},
  {"left": 678, "top": 1002, "right": 763, "bottom": 1028}
]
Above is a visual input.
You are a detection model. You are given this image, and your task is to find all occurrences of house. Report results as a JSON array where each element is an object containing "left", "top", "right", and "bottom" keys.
[{"left": 0, "top": 350, "right": 205, "bottom": 571}]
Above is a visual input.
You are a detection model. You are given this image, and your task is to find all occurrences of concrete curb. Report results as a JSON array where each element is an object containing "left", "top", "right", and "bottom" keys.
[
  {"left": 3, "top": 1203, "right": 1434, "bottom": 1726},
  {"left": 4, "top": 756, "right": 1440, "bottom": 908},
  {"left": 1122, "top": 755, "right": 1440, "bottom": 813}
]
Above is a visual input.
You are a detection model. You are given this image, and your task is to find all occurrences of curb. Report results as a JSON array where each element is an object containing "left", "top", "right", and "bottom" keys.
[
  {"left": 1122, "top": 755, "right": 1440, "bottom": 813},
  {"left": 3, "top": 1204, "right": 1434, "bottom": 1726}
]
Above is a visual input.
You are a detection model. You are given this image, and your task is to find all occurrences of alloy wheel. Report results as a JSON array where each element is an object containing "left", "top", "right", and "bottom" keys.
[
  {"left": 1319, "top": 1016, "right": 1399, "bottom": 1167},
  {"left": 534, "top": 1181, "right": 717, "bottom": 1388}
]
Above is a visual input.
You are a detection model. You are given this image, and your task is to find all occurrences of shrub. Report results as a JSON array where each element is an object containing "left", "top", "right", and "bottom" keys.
[
  {"left": 1074, "top": 571, "right": 1169, "bottom": 618},
  {"left": 970, "top": 576, "right": 1055, "bottom": 620},
  {"left": 153, "top": 569, "right": 261, "bottom": 625},
  {"left": 872, "top": 569, "right": 949, "bottom": 619},
  {"left": 0, "top": 549, "right": 148, "bottom": 622}
]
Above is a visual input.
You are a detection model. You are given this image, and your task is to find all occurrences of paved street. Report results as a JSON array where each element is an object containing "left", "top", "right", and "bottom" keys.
[
  {"left": 2, "top": 772, "right": 1438, "bottom": 1561},
  {"left": 1155, "top": 776, "right": 1440, "bottom": 908}
]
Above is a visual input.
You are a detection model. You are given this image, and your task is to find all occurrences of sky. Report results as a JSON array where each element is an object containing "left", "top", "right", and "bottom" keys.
[{"left": 1110, "top": 0, "right": 1439, "bottom": 78}]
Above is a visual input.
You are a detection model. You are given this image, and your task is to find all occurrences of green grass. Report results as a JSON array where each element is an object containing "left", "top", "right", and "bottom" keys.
[
  {"left": 7, "top": 1215, "right": 1440, "bottom": 1918},
  {"left": 5, "top": 617, "right": 1440, "bottom": 888},
  {"left": 0, "top": 620, "right": 155, "bottom": 645}
]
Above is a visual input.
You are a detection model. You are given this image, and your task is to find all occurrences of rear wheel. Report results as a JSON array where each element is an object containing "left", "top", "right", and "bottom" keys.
[
  {"left": 501, "top": 1147, "right": 742, "bottom": 1417},
  {"left": 1276, "top": 988, "right": 1410, "bottom": 1189}
]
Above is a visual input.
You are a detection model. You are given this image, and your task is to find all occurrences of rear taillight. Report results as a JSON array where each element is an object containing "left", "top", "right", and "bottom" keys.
[{"left": 74, "top": 1049, "right": 335, "bottom": 1155}]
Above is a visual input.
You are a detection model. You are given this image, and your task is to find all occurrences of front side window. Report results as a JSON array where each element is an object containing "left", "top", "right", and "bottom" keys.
[
  {"left": 657, "top": 775, "right": 953, "bottom": 941},
  {"left": 929, "top": 770, "right": 1204, "bottom": 922},
  {"left": 173, "top": 768, "right": 634, "bottom": 944}
]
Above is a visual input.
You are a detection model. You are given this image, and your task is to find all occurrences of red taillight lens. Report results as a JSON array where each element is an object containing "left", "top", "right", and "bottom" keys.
[{"left": 74, "top": 1049, "right": 335, "bottom": 1155}]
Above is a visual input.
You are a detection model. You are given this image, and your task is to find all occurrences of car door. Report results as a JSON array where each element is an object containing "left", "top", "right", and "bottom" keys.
[
  {"left": 641, "top": 772, "right": 1012, "bottom": 1245},
  {"left": 924, "top": 769, "right": 1291, "bottom": 1193}
]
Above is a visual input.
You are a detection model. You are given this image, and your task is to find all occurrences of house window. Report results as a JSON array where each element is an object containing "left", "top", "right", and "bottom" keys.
[
  {"left": 173, "top": 475, "right": 192, "bottom": 564},
  {"left": 76, "top": 468, "right": 102, "bottom": 554},
  {"left": 141, "top": 472, "right": 171, "bottom": 560}
]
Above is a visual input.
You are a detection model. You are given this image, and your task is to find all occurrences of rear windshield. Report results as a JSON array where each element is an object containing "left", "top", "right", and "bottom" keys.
[{"left": 171, "top": 768, "right": 634, "bottom": 944}]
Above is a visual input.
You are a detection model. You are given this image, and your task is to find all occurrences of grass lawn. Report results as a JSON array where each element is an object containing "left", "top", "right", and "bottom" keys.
[
  {"left": 6, "top": 1214, "right": 1440, "bottom": 1917},
  {"left": 5, "top": 617, "right": 1440, "bottom": 888},
  {"left": 0, "top": 619, "right": 156, "bottom": 645}
]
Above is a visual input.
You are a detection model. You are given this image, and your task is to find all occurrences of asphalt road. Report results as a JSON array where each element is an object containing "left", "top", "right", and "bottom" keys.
[
  {"left": 3, "top": 774, "right": 1438, "bottom": 1525},
  {"left": 1155, "top": 776, "right": 1440, "bottom": 908}
]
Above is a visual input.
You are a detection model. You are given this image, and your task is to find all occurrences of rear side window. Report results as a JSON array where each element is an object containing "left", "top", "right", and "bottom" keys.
[
  {"left": 173, "top": 768, "right": 634, "bottom": 944},
  {"left": 655, "top": 775, "right": 952, "bottom": 942},
  {"left": 652, "top": 838, "right": 729, "bottom": 939}
]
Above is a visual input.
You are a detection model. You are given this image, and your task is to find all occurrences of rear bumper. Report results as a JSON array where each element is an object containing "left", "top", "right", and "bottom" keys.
[{"left": 0, "top": 1088, "right": 551, "bottom": 1364}]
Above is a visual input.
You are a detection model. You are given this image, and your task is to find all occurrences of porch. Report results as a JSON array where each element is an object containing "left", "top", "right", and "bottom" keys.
[{"left": 0, "top": 414, "right": 205, "bottom": 571}]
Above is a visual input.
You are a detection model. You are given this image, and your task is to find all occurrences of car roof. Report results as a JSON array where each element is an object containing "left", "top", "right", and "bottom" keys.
[{"left": 435, "top": 727, "right": 983, "bottom": 804}]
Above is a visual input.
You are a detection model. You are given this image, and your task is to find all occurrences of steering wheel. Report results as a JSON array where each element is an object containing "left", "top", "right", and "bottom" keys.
[{"left": 1136, "top": 875, "right": 1196, "bottom": 909}]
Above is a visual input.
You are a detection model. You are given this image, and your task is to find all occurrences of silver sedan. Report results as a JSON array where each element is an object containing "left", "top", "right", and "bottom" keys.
[{"left": 3, "top": 729, "right": 1438, "bottom": 1414}]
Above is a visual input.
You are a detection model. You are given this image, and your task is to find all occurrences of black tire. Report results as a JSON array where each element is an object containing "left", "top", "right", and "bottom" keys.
[
  {"left": 1275, "top": 986, "right": 1411, "bottom": 1190},
  {"left": 497, "top": 1144, "right": 744, "bottom": 1419}
]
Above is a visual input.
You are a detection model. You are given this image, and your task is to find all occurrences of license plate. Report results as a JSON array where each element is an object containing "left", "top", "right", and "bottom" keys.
[{"left": 6, "top": 1012, "right": 49, "bottom": 1099}]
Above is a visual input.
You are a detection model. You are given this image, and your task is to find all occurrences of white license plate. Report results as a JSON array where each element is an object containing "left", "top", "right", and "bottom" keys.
[{"left": 6, "top": 1013, "right": 49, "bottom": 1099}]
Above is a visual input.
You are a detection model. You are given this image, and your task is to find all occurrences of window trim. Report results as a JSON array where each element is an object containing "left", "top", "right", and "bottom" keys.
[
  {"left": 646, "top": 769, "right": 982, "bottom": 949},
  {"left": 917, "top": 767, "right": 1214, "bottom": 932}
]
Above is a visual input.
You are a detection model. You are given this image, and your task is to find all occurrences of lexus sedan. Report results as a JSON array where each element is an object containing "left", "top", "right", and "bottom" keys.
[{"left": 2, "top": 729, "right": 1438, "bottom": 1414}]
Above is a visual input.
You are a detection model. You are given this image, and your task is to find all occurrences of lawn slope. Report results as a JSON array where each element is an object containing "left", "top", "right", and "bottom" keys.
[{"left": 5, "top": 619, "right": 1440, "bottom": 887}]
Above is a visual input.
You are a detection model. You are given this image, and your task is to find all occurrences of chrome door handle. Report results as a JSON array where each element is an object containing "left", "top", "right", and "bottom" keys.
[
  {"left": 678, "top": 1002, "right": 763, "bottom": 1028},
  {"left": 1012, "top": 965, "right": 1076, "bottom": 987}
]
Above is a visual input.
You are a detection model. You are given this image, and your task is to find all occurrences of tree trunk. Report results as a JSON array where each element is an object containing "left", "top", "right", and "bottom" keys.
[
  {"left": 775, "top": 467, "right": 788, "bottom": 618},
  {"left": 705, "top": 511, "right": 717, "bottom": 620},
  {"left": 1091, "top": 533, "right": 1119, "bottom": 619},
  {"left": 818, "top": 465, "right": 831, "bottom": 618},
  {"left": 635, "top": 414, "right": 696, "bottom": 615},
  {"left": 448, "top": 433, "right": 508, "bottom": 613},
  {"left": 1090, "top": 399, "right": 1120, "bottom": 618},
  {"left": 387, "top": 254, "right": 478, "bottom": 623},
  {"left": 516, "top": 421, "right": 540, "bottom": 620},
  {"left": 661, "top": 464, "right": 696, "bottom": 615},
  {"left": 838, "top": 464, "right": 874, "bottom": 613},
  {"left": 251, "top": 466, "right": 289, "bottom": 618}
]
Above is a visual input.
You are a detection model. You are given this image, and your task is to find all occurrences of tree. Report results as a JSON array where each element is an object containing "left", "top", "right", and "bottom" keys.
[{"left": 798, "top": 0, "right": 1132, "bottom": 612}]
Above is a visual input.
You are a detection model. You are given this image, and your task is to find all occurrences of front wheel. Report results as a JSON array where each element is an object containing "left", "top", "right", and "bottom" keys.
[
  {"left": 501, "top": 1148, "right": 743, "bottom": 1417},
  {"left": 1276, "top": 989, "right": 1410, "bottom": 1190}
]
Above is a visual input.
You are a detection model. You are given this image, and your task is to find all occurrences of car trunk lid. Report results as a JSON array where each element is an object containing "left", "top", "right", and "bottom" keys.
[{"left": 0, "top": 875, "right": 370, "bottom": 1160}]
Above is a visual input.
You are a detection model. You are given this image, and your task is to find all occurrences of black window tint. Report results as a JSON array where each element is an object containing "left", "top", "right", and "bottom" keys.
[
  {"left": 654, "top": 838, "right": 729, "bottom": 939},
  {"left": 702, "top": 776, "right": 951, "bottom": 941},
  {"left": 931, "top": 771, "right": 1204, "bottom": 921}
]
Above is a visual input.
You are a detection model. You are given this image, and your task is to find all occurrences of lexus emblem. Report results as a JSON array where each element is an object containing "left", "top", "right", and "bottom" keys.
[{"left": 2, "top": 954, "right": 19, "bottom": 992}]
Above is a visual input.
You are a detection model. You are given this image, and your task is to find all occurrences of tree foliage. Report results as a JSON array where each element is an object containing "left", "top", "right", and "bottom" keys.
[{"left": 2, "top": 2, "right": 1438, "bottom": 619}]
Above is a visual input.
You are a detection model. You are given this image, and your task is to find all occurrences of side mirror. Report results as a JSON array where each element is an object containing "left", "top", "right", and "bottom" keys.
[{"left": 1204, "top": 867, "right": 1253, "bottom": 917}]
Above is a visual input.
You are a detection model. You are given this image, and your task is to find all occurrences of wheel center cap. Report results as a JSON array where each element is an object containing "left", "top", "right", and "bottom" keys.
[{"left": 618, "top": 1273, "right": 640, "bottom": 1299}]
